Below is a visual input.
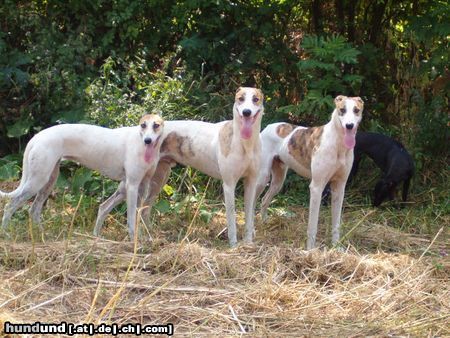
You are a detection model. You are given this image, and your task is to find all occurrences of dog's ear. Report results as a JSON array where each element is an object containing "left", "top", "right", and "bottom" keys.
[
  {"left": 353, "top": 97, "right": 364, "bottom": 106},
  {"left": 334, "top": 95, "right": 346, "bottom": 106},
  {"left": 255, "top": 88, "right": 264, "bottom": 103},
  {"left": 139, "top": 114, "right": 151, "bottom": 125},
  {"left": 236, "top": 87, "right": 243, "bottom": 94},
  {"left": 154, "top": 114, "right": 164, "bottom": 127}
]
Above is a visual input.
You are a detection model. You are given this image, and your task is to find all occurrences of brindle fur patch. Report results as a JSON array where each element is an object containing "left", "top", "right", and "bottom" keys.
[
  {"left": 350, "top": 96, "right": 364, "bottom": 111},
  {"left": 276, "top": 123, "right": 295, "bottom": 138},
  {"left": 235, "top": 87, "right": 264, "bottom": 107},
  {"left": 253, "top": 88, "right": 264, "bottom": 104},
  {"left": 334, "top": 95, "right": 347, "bottom": 111},
  {"left": 288, "top": 126, "right": 324, "bottom": 168},
  {"left": 235, "top": 87, "right": 246, "bottom": 103},
  {"left": 219, "top": 121, "right": 233, "bottom": 157},
  {"left": 160, "top": 132, "right": 195, "bottom": 158}
]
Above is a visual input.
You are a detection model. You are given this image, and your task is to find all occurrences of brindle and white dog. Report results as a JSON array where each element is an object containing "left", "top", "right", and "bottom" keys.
[
  {"left": 256, "top": 95, "right": 363, "bottom": 249},
  {"left": 94, "top": 87, "right": 264, "bottom": 247}
]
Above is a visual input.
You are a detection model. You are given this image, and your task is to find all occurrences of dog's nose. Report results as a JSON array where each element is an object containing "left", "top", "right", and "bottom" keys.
[
  {"left": 242, "top": 109, "right": 252, "bottom": 117},
  {"left": 144, "top": 138, "right": 152, "bottom": 145},
  {"left": 345, "top": 123, "right": 354, "bottom": 130}
]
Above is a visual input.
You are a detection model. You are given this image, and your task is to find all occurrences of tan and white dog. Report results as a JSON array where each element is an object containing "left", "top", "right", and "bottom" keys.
[
  {"left": 0, "top": 114, "right": 164, "bottom": 238},
  {"left": 256, "top": 95, "right": 364, "bottom": 249},
  {"left": 94, "top": 87, "right": 264, "bottom": 247}
]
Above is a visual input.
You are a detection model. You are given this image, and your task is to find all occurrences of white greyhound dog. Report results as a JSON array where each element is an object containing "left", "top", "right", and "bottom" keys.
[
  {"left": 94, "top": 87, "right": 264, "bottom": 247},
  {"left": 0, "top": 114, "right": 164, "bottom": 238},
  {"left": 256, "top": 95, "right": 364, "bottom": 249}
]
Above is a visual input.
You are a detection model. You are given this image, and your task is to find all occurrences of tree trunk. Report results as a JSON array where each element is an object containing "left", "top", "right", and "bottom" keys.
[
  {"left": 368, "top": 0, "right": 388, "bottom": 45},
  {"left": 311, "top": 0, "right": 323, "bottom": 34},
  {"left": 335, "top": 0, "right": 345, "bottom": 35},
  {"left": 346, "top": 0, "right": 357, "bottom": 42}
]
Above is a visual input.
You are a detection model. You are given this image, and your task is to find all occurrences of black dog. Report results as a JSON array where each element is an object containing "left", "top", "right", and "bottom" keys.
[{"left": 323, "top": 131, "right": 414, "bottom": 206}]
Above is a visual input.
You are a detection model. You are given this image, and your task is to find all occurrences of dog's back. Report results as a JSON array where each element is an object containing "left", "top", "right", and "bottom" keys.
[
  {"left": 354, "top": 132, "right": 414, "bottom": 205},
  {"left": 355, "top": 132, "right": 413, "bottom": 176}
]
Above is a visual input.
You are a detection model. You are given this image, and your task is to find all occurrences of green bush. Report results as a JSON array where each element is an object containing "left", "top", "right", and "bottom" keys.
[
  {"left": 276, "top": 34, "right": 363, "bottom": 124},
  {"left": 0, "top": 0, "right": 448, "bottom": 200}
]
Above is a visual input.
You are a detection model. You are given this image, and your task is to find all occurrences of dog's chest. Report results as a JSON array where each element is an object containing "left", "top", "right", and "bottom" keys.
[{"left": 219, "top": 141, "right": 259, "bottom": 179}]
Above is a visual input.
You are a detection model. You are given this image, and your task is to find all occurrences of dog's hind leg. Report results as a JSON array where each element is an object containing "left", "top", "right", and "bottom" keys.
[
  {"left": 402, "top": 177, "right": 411, "bottom": 202},
  {"left": 330, "top": 180, "right": 346, "bottom": 246},
  {"left": 2, "top": 175, "right": 48, "bottom": 229},
  {"left": 140, "top": 159, "right": 176, "bottom": 225},
  {"left": 93, "top": 182, "right": 126, "bottom": 236},
  {"left": 30, "top": 162, "right": 60, "bottom": 227},
  {"left": 2, "top": 190, "right": 35, "bottom": 229},
  {"left": 260, "top": 157, "right": 288, "bottom": 222},
  {"left": 255, "top": 173, "right": 270, "bottom": 205}
]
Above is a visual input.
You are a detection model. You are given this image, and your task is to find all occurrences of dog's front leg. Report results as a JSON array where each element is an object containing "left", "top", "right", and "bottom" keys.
[
  {"left": 126, "top": 181, "right": 140, "bottom": 240},
  {"left": 307, "top": 179, "right": 326, "bottom": 250},
  {"left": 243, "top": 176, "right": 257, "bottom": 243},
  {"left": 330, "top": 180, "right": 346, "bottom": 246},
  {"left": 222, "top": 181, "right": 237, "bottom": 247}
]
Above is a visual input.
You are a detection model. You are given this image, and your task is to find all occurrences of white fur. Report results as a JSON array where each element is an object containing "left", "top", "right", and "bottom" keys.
[
  {"left": 94, "top": 87, "right": 264, "bottom": 247},
  {"left": 0, "top": 115, "right": 164, "bottom": 238},
  {"left": 256, "top": 96, "right": 363, "bottom": 250}
]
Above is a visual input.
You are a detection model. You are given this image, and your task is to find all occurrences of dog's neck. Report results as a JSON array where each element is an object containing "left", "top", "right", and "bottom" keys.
[{"left": 232, "top": 104, "right": 263, "bottom": 152}]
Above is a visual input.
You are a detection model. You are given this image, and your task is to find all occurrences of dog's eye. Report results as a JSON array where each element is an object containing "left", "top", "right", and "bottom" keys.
[
  {"left": 153, "top": 123, "right": 160, "bottom": 130},
  {"left": 353, "top": 107, "right": 360, "bottom": 114},
  {"left": 339, "top": 108, "right": 346, "bottom": 115},
  {"left": 238, "top": 96, "right": 245, "bottom": 102},
  {"left": 252, "top": 96, "right": 259, "bottom": 103},
  {"left": 141, "top": 123, "right": 147, "bottom": 129}
]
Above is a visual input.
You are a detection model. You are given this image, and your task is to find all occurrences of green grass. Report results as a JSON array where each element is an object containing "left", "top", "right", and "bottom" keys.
[{"left": 1, "top": 160, "right": 448, "bottom": 254}]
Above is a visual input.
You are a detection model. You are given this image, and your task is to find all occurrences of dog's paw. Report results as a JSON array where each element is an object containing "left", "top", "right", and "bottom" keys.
[
  {"left": 242, "top": 236, "right": 254, "bottom": 245},
  {"left": 260, "top": 211, "right": 268, "bottom": 223}
]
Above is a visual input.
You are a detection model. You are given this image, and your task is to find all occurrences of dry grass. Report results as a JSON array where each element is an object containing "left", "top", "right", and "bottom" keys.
[
  {"left": 0, "top": 180, "right": 449, "bottom": 336},
  {"left": 0, "top": 226, "right": 448, "bottom": 336}
]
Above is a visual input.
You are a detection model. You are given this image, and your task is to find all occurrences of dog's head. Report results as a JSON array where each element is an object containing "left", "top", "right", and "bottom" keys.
[
  {"left": 139, "top": 114, "right": 164, "bottom": 163},
  {"left": 333, "top": 95, "right": 364, "bottom": 149},
  {"left": 234, "top": 87, "right": 264, "bottom": 139}
]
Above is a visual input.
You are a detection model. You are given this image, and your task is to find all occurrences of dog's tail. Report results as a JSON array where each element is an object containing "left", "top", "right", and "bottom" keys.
[{"left": 402, "top": 177, "right": 411, "bottom": 202}]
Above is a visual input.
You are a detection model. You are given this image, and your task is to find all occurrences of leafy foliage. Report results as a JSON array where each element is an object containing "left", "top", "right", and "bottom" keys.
[
  {"left": 278, "top": 34, "right": 362, "bottom": 123},
  {"left": 0, "top": 0, "right": 447, "bottom": 204}
]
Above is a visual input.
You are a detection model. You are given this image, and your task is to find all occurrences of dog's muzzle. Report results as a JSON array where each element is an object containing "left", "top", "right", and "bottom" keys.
[
  {"left": 143, "top": 135, "right": 161, "bottom": 163},
  {"left": 240, "top": 111, "right": 260, "bottom": 139},
  {"left": 242, "top": 109, "right": 252, "bottom": 117},
  {"left": 343, "top": 124, "right": 357, "bottom": 149}
]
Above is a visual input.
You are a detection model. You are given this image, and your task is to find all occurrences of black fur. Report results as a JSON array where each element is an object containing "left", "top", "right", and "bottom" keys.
[
  {"left": 352, "top": 132, "right": 414, "bottom": 206},
  {"left": 322, "top": 132, "right": 414, "bottom": 207}
]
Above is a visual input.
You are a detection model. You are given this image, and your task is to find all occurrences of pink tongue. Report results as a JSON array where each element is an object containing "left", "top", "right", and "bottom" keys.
[
  {"left": 344, "top": 129, "right": 356, "bottom": 149},
  {"left": 144, "top": 145, "right": 155, "bottom": 163},
  {"left": 240, "top": 118, "right": 253, "bottom": 139}
]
